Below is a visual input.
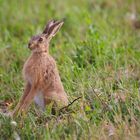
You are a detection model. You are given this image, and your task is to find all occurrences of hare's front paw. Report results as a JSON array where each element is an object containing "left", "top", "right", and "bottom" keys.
[
  {"left": 0, "top": 111, "right": 13, "bottom": 117},
  {"left": 6, "top": 112, "right": 13, "bottom": 117}
]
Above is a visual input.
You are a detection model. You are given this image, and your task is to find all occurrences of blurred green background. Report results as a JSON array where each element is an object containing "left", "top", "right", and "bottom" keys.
[{"left": 0, "top": 0, "right": 140, "bottom": 139}]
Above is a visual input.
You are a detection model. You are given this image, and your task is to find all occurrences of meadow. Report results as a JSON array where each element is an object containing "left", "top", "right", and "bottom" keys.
[{"left": 0, "top": 0, "right": 140, "bottom": 139}]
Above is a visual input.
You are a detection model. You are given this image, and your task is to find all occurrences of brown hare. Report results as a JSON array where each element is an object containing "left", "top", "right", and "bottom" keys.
[{"left": 12, "top": 20, "right": 68, "bottom": 116}]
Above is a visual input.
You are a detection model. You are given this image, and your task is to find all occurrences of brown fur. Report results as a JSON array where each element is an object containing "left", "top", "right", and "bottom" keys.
[{"left": 12, "top": 20, "right": 68, "bottom": 116}]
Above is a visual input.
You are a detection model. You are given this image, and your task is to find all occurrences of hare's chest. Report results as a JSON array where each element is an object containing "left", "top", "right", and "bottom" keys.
[{"left": 23, "top": 59, "right": 40, "bottom": 84}]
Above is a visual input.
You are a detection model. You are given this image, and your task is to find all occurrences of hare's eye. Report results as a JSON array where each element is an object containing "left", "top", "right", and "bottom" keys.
[{"left": 38, "top": 37, "right": 43, "bottom": 42}]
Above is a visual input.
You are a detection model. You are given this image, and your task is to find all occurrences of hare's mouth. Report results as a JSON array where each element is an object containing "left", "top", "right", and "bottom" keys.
[
  {"left": 28, "top": 44, "right": 38, "bottom": 50},
  {"left": 28, "top": 45, "right": 33, "bottom": 50}
]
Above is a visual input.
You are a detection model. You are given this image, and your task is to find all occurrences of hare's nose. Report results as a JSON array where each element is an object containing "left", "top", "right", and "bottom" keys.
[
  {"left": 28, "top": 43, "right": 31, "bottom": 48},
  {"left": 28, "top": 42, "right": 31, "bottom": 46}
]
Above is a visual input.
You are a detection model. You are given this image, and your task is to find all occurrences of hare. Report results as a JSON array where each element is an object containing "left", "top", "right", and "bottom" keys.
[{"left": 12, "top": 20, "right": 68, "bottom": 116}]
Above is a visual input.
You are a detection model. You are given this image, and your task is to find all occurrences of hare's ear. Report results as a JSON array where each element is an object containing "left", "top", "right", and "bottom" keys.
[
  {"left": 43, "top": 20, "right": 56, "bottom": 34},
  {"left": 43, "top": 20, "right": 64, "bottom": 38}
]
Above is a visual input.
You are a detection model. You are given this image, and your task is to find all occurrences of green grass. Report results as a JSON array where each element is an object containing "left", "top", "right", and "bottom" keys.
[{"left": 0, "top": 0, "right": 140, "bottom": 139}]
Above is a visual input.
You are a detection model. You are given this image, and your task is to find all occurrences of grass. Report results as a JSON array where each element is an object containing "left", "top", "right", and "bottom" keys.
[{"left": 0, "top": 0, "right": 140, "bottom": 139}]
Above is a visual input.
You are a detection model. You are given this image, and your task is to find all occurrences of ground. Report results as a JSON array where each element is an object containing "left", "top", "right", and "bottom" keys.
[{"left": 0, "top": 0, "right": 140, "bottom": 139}]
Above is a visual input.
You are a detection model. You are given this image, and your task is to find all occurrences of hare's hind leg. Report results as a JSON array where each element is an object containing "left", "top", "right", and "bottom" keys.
[
  {"left": 44, "top": 91, "right": 68, "bottom": 108},
  {"left": 12, "top": 82, "right": 31, "bottom": 116},
  {"left": 44, "top": 91, "right": 57, "bottom": 114}
]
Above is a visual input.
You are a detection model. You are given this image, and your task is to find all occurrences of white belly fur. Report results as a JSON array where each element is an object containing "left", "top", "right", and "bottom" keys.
[{"left": 34, "top": 91, "right": 45, "bottom": 111}]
